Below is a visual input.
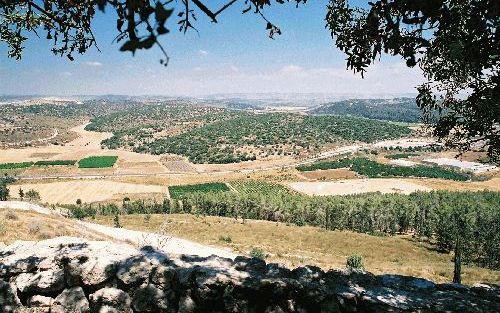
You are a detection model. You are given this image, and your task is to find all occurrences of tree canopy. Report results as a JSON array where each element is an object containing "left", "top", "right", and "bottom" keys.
[{"left": 1, "top": 0, "right": 498, "bottom": 162}]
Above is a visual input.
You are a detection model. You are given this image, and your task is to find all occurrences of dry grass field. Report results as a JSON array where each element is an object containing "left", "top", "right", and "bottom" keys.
[
  {"left": 288, "top": 179, "right": 432, "bottom": 196},
  {"left": 13, "top": 180, "right": 168, "bottom": 204},
  {"left": 0, "top": 209, "right": 108, "bottom": 245},
  {"left": 298, "top": 168, "right": 359, "bottom": 180},
  {"left": 90, "top": 214, "right": 500, "bottom": 285}
]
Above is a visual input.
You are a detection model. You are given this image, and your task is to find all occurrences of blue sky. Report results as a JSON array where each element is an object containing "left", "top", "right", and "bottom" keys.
[{"left": 0, "top": 1, "right": 423, "bottom": 96}]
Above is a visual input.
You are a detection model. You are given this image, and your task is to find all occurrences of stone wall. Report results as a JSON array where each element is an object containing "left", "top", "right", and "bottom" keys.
[{"left": 0, "top": 237, "right": 498, "bottom": 312}]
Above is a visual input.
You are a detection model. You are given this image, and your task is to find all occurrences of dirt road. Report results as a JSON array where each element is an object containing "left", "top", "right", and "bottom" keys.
[{"left": 0, "top": 200, "right": 236, "bottom": 259}]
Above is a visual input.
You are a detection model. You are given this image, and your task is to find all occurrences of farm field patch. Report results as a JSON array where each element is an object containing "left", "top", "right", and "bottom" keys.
[
  {"left": 288, "top": 179, "right": 431, "bottom": 196},
  {"left": 169, "top": 182, "right": 231, "bottom": 199},
  {"left": 0, "top": 162, "right": 34, "bottom": 169},
  {"left": 78, "top": 156, "right": 118, "bottom": 168},
  {"left": 13, "top": 180, "right": 167, "bottom": 204},
  {"left": 34, "top": 160, "right": 77, "bottom": 166},
  {"left": 298, "top": 168, "right": 359, "bottom": 180},
  {"left": 229, "top": 180, "right": 293, "bottom": 196}
]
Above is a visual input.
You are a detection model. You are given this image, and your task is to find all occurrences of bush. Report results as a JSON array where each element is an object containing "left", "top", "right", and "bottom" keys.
[
  {"left": 26, "top": 189, "right": 41, "bottom": 202},
  {"left": 4, "top": 209, "right": 18, "bottom": 220},
  {"left": 219, "top": 235, "right": 232, "bottom": 244},
  {"left": 249, "top": 247, "right": 266, "bottom": 260},
  {"left": 28, "top": 221, "right": 42, "bottom": 234},
  {"left": 346, "top": 254, "right": 364, "bottom": 271},
  {"left": 114, "top": 214, "right": 122, "bottom": 228}
]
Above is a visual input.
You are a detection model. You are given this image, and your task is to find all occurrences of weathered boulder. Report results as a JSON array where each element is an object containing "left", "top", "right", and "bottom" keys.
[
  {"left": 0, "top": 279, "right": 21, "bottom": 313},
  {"left": 90, "top": 287, "right": 132, "bottom": 313},
  {"left": 27, "top": 295, "right": 53, "bottom": 313},
  {"left": 15, "top": 270, "right": 65, "bottom": 294},
  {"left": 52, "top": 286, "right": 89, "bottom": 313},
  {"left": 0, "top": 237, "right": 498, "bottom": 313},
  {"left": 132, "top": 284, "right": 169, "bottom": 312}
]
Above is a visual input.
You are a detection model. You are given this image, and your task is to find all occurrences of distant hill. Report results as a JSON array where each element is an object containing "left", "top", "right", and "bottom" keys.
[{"left": 310, "top": 98, "right": 422, "bottom": 123}]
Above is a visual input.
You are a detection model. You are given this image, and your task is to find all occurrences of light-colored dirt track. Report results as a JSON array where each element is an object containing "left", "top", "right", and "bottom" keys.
[
  {"left": 288, "top": 179, "right": 431, "bottom": 196},
  {"left": 13, "top": 180, "right": 168, "bottom": 204},
  {"left": 1, "top": 200, "right": 236, "bottom": 259}
]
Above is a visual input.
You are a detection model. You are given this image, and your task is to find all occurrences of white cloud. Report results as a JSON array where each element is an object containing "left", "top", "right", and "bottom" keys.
[
  {"left": 61, "top": 72, "right": 72, "bottom": 77},
  {"left": 230, "top": 65, "right": 239, "bottom": 72},
  {"left": 85, "top": 61, "right": 103, "bottom": 67},
  {"left": 198, "top": 50, "right": 209, "bottom": 56}
]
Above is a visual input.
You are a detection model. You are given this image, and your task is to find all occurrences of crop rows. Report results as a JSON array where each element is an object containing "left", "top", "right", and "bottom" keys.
[
  {"left": 229, "top": 180, "right": 293, "bottom": 196},
  {"left": 78, "top": 156, "right": 118, "bottom": 168},
  {"left": 169, "top": 182, "right": 230, "bottom": 199},
  {"left": 0, "top": 162, "right": 34, "bottom": 170},
  {"left": 34, "top": 160, "right": 77, "bottom": 166}
]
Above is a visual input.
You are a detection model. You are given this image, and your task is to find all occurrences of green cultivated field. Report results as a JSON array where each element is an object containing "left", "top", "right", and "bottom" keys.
[
  {"left": 0, "top": 162, "right": 34, "bottom": 169},
  {"left": 230, "top": 180, "right": 293, "bottom": 196},
  {"left": 34, "top": 160, "right": 77, "bottom": 166},
  {"left": 297, "top": 157, "right": 470, "bottom": 181},
  {"left": 78, "top": 156, "right": 118, "bottom": 168},
  {"left": 169, "top": 183, "right": 230, "bottom": 199}
]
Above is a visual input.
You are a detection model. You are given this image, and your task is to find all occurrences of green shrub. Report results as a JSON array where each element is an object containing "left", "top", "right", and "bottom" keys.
[
  {"left": 249, "top": 247, "right": 266, "bottom": 259},
  {"left": 219, "top": 235, "right": 232, "bottom": 244},
  {"left": 4, "top": 209, "right": 18, "bottom": 220},
  {"left": 346, "top": 254, "right": 364, "bottom": 270},
  {"left": 26, "top": 189, "right": 41, "bottom": 201},
  {"left": 113, "top": 214, "right": 122, "bottom": 228}
]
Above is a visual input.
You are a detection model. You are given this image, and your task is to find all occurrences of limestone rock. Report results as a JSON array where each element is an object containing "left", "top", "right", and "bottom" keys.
[
  {"left": 15, "top": 270, "right": 65, "bottom": 294},
  {"left": 132, "top": 284, "right": 169, "bottom": 312},
  {"left": 52, "top": 287, "right": 90, "bottom": 313},
  {"left": 0, "top": 279, "right": 22, "bottom": 313},
  {"left": 27, "top": 295, "right": 54, "bottom": 313},
  {"left": 90, "top": 287, "right": 132, "bottom": 313},
  {"left": 1, "top": 238, "right": 498, "bottom": 313}
]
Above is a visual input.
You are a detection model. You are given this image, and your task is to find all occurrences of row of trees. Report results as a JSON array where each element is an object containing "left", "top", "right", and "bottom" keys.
[
  {"left": 66, "top": 190, "right": 500, "bottom": 272},
  {"left": 297, "top": 157, "right": 471, "bottom": 181},
  {"left": 312, "top": 98, "right": 423, "bottom": 123}
]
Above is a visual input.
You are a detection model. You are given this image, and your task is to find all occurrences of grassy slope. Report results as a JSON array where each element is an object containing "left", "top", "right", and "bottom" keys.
[
  {"left": 0, "top": 209, "right": 108, "bottom": 244},
  {"left": 90, "top": 213, "right": 499, "bottom": 285}
]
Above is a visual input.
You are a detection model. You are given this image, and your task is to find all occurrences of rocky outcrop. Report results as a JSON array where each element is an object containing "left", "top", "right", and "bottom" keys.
[{"left": 0, "top": 237, "right": 498, "bottom": 312}]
